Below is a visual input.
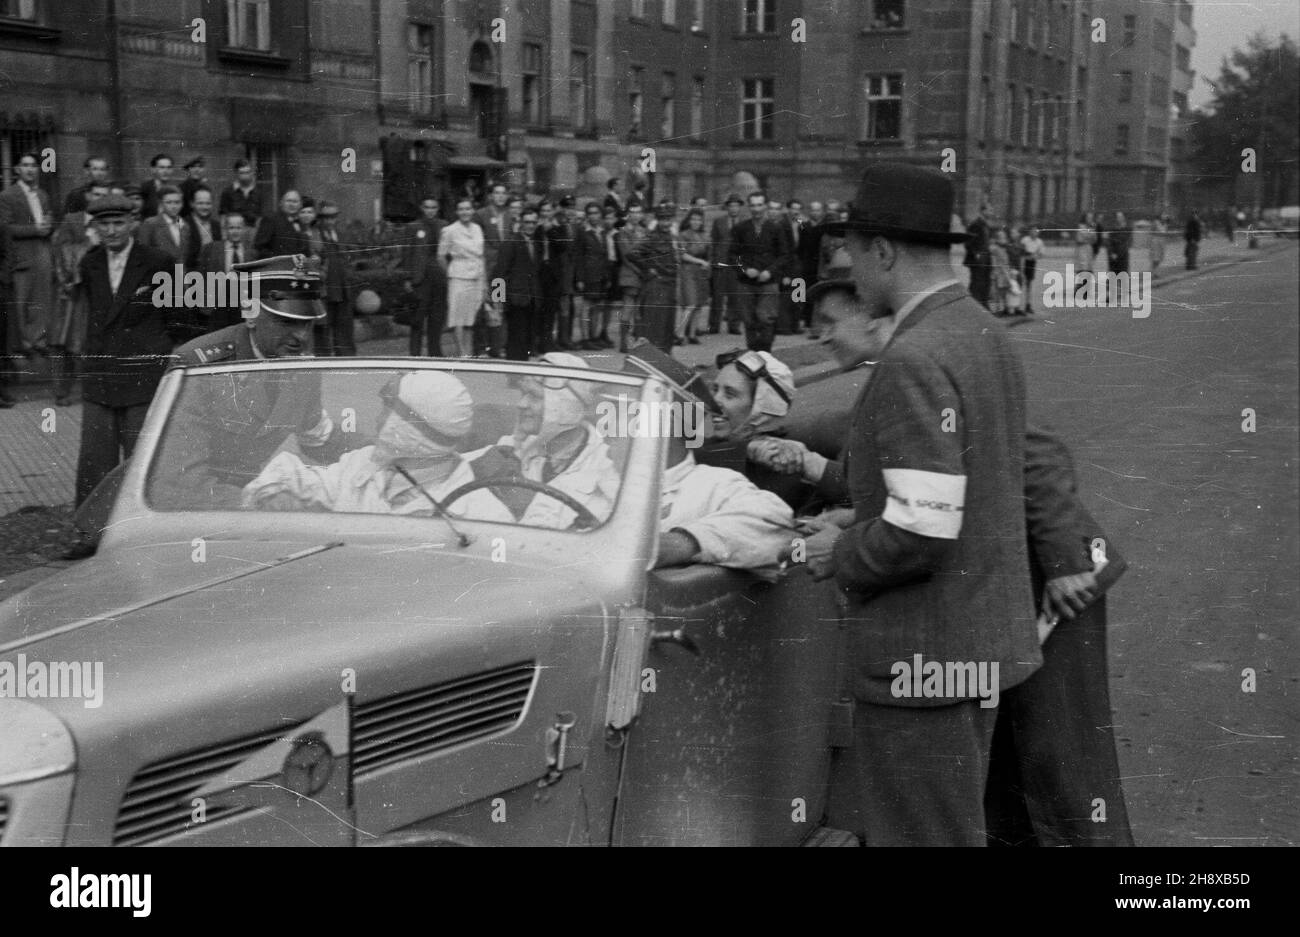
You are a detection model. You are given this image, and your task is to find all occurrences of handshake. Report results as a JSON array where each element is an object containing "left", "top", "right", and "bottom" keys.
[{"left": 747, "top": 436, "right": 825, "bottom": 480}]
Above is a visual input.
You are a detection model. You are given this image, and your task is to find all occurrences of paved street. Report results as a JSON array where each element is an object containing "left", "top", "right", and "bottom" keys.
[{"left": 793, "top": 241, "right": 1300, "bottom": 846}]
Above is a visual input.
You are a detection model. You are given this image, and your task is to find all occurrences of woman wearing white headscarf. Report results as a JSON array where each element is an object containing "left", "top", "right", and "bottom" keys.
[
  {"left": 464, "top": 352, "right": 621, "bottom": 529},
  {"left": 242, "top": 371, "right": 506, "bottom": 518}
]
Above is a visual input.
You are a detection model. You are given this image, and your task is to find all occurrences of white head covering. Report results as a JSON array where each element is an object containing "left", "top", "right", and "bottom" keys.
[
  {"left": 373, "top": 372, "right": 474, "bottom": 465},
  {"left": 522, "top": 353, "right": 597, "bottom": 449},
  {"left": 735, "top": 351, "right": 795, "bottom": 437}
]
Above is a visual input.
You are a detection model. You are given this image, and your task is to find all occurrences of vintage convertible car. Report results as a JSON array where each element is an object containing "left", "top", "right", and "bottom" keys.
[{"left": 0, "top": 357, "right": 846, "bottom": 847}]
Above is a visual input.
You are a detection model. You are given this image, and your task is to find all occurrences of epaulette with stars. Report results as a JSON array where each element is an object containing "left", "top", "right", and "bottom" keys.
[{"left": 182, "top": 338, "right": 238, "bottom": 365}]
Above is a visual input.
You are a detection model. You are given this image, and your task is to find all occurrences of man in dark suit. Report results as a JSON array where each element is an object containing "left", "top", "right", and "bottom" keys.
[
  {"left": 136, "top": 185, "right": 190, "bottom": 265},
  {"left": 709, "top": 194, "right": 744, "bottom": 335},
  {"left": 403, "top": 196, "right": 447, "bottom": 357},
  {"left": 184, "top": 186, "right": 221, "bottom": 268},
  {"left": 218, "top": 159, "right": 263, "bottom": 234},
  {"left": 0, "top": 151, "right": 56, "bottom": 356},
  {"left": 800, "top": 164, "right": 1039, "bottom": 846},
  {"left": 317, "top": 202, "right": 355, "bottom": 356},
  {"left": 198, "top": 215, "right": 250, "bottom": 330},
  {"left": 178, "top": 157, "right": 208, "bottom": 218},
  {"left": 964, "top": 205, "right": 992, "bottom": 308},
  {"left": 796, "top": 201, "right": 827, "bottom": 331},
  {"left": 535, "top": 198, "right": 572, "bottom": 352},
  {"left": 776, "top": 199, "right": 806, "bottom": 334},
  {"left": 571, "top": 201, "right": 612, "bottom": 349},
  {"left": 138, "top": 153, "right": 175, "bottom": 219},
  {"left": 254, "top": 189, "right": 306, "bottom": 259},
  {"left": 493, "top": 208, "right": 543, "bottom": 360},
  {"left": 73, "top": 195, "right": 178, "bottom": 506},
  {"left": 474, "top": 182, "right": 514, "bottom": 357},
  {"left": 728, "top": 191, "right": 785, "bottom": 353}
]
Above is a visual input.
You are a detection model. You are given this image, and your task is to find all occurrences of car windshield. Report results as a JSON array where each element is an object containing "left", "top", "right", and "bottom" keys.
[{"left": 145, "top": 363, "right": 641, "bottom": 531}]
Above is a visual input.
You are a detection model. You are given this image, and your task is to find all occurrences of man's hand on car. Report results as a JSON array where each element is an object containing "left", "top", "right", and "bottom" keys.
[{"left": 1042, "top": 570, "right": 1098, "bottom": 622}]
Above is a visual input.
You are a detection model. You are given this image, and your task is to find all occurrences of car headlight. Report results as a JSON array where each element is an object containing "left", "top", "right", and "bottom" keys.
[
  {"left": 0, "top": 700, "right": 76, "bottom": 847},
  {"left": 0, "top": 699, "right": 75, "bottom": 786}
]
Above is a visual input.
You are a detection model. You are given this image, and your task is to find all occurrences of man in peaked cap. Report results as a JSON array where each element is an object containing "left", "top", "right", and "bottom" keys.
[
  {"left": 152, "top": 254, "right": 346, "bottom": 508},
  {"left": 794, "top": 162, "right": 1039, "bottom": 846}
]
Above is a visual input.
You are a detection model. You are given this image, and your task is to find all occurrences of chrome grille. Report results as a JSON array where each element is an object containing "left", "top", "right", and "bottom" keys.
[
  {"left": 114, "top": 725, "right": 290, "bottom": 846},
  {"left": 352, "top": 663, "right": 535, "bottom": 777}
]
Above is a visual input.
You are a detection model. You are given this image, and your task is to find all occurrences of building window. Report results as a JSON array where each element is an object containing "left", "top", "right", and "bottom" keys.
[
  {"left": 1178, "top": 2, "right": 1192, "bottom": 26},
  {"left": 631, "top": 0, "right": 646, "bottom": 19},
  {"left": 0, "top": 0, "right": 36, "bottom": 20},
  {"left": 871, "top": 0, "right": 904, "bottom": 29},
  {"left": 1052, "top": 95, "right": 1062, "bottom": 146},
  {"left": 661, "top": 72, "right": 676, "bottom": 138},
  {"left": 690, "top": 0, "right": 706, "bottom": 32},
  {"left": 1115, "top": 123, "right": 1129, "bottom": 156},
  {"left": 691, "top": 76, "right": 705, "bottom": 136},
  {"left": 1122, "top": 15, "right": 1136, "bottom": 47},
  {"left": 226, "top": 0, "right": 271, "bottom": 51},
  {"left": 1118, "top": 70, "right": 1132, "bottom": 104},
  {"left": 629, "top": 67, "right": 645, "bottom": 137},
  {"left": 244, "top": 142, "right": 289, "bottom": 207},
  {"left": 1027, "top": 88, "right": 1040, "bottom": 148},
  {"left": 1009, "top": 1, "right": 1019, "bottom": 43},
  {"left": 662, "top": 0, "right": 676, "bottom": 26},
  {"left": 742, "top": 0, "right": 776, "bottom": 34},
  {"left": 570, "top": 50, "right": 590, "bottom": 130},
  {"left": 1075, "top": 99, "right": 1085, "bottom": 151},
  {"left": 1171, "top": 89, "right": 1188, "bottom": 116},
  {"left": 740, "top": 77, "right": 774, "bottom": 140},
  {"left": 522, "top": 42, "right": 544, "bottom": 125},
  {"left": 1149, "top": 75, "right": 1168, "bottom": 109},
  {"left": 1006, "top": 84, "right": 1017, "bottom": 139},
  {"left": 864, "top": 74, "right": 902, "bottom": 141},
  {"left": 407, "top": 24, "right": 434, "bottom": 116},
  {"left": 1175, "top": 44, "right": 1191, "bottom": 72},
  {"left": 1025, "top": 1, "right": 1036, "bottom": 48},
  {"left": 1153, "top": 21, "right": 1171, "bottom": 53}
]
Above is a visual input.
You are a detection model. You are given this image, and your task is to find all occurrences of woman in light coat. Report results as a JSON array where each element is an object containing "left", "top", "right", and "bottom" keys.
[{"left": 437, "top": 198, "right": 487, "bottom": 358}]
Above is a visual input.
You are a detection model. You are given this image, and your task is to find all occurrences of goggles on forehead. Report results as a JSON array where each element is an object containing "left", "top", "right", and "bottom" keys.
[
  {"left": 378, "top": 375, "right": 459, "bottom": 446},
  {"left": 715, "top": 350, "right": 792, "bottom": 406}
]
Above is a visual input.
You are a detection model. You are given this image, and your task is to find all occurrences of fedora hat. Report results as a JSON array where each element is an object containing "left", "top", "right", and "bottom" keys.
[{"left": 820, "top": 162, "right": 969, "bottom": 246}]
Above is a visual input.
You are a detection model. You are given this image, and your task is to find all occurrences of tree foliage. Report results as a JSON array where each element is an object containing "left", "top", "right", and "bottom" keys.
[{"left": 1188, "top": 33, "right": 1299, "bottom": 207}]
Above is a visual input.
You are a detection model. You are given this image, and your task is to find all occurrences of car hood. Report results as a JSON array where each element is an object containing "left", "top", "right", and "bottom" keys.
[{"left": 0, "top": 540, "right": 610, "bottom": 820}]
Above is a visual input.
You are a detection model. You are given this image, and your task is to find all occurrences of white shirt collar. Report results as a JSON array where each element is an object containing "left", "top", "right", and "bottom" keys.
[{"left": 894, "top": 278, "right": 963, "bottom": 325}]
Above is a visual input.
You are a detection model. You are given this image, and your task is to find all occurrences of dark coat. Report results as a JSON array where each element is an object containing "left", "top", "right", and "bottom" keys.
[
  {"left": 493, "top": 232, "right": 543, "bottom": 307},
  {"left": 831, "top": 283, "right": 1039, "bottom": 698},
  {"left": 77, "top": 241, "right": 178, "bottom": 407},
  {"left": 727, "top": 216, "right": 786, "bottom": 282},
  {"left": 253, "top": 213, "right": 305, "bottom": 259},
  {"left": 184, "top": 214, "right": 221, "bottom": 267},
  {"left": 318, "top": 230, "right": 355, "bottom": 304},
  {"left": 571, "top": 224, "right": 610, "bottom": 298},
  {"left": 218, "top": 184, "right": 263, "bottom": 226},
  {"left": 403, "top": 218, "right": 445, "bottom": 289}
]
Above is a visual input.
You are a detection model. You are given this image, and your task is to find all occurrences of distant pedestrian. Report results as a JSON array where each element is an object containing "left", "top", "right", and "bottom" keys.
[
  {"left": 138, "top": 153, "right": 175, "bottom": 219},
  {"left": 74, "top": 195, "right": 176, "bottom": 506},
  {"left": 317, "top": 201, "right": 355, "bottom": 356},
  {"left": 676, "top": 208, "right": 711, "bottom": 344},
  {"left": 964, "top": 205, "right": 992, "bottom": 308},
  {"left": 633, "top": 201, "right": 680, "bottom": 355},
  {"left": 728, "top": 191, "right": 784, "bottom": 352},
  {"left": 404, "top": 196, "right": 447, "bottom": 357},
  {"left": 571, "top": 201, "right": 612, "bottom": 349},
  {"left": 254, "top": 189, "right": 306, "bottom": 259},
  {"left": 51, "top": 185, "right": 104, "bottom": 405},
  {"left": 709, "top": 194, "right": 744, "bottom": 335},
  {"left": 988, "top": 228, "right": 1014, "bottom": 316},
  {"left": 1073, "top": 215, "right": 1095, "bottom": 283},
  {"left": 437, "top": 198, "right": 486, "bottom": 358},
  {"left": 218, "top": 159, "right": 263, "bottom": 242},
  {"left": 178, "top": 157, "right": 208, "bottom": 217},
  {"left": 0, "top": 151, "right": 56, "bottom": 357},
  {"left": 1150, "top": 215, "right": 1168, "bottom": 270},
  {"left": 63, "top": 157, "right": 112, "bottom": 217},
  {"left": 1184, "top": 210, "right": 1203, "bottom": 270},
  {"left": 1106, "top": 212, "right": 1131, "bottom": 275},
  {"left": 1019, "top": 225, "right": 1044, "bottom": 315}
]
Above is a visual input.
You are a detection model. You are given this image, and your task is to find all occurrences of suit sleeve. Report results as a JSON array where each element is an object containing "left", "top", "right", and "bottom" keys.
[
  {"left": 831, "top": 349, "right": 964, "bottom": 594},
  {"left": 1024, "top": 425, "right": 1099, "bottom": 578},
  {"left": 0, "top": 192, "right": 46, "bottom": 239}
]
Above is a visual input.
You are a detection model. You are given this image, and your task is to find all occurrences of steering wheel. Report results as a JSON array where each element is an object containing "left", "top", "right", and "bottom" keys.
[{"left": 440, "top": 477, "right": 602, "bottom": 531}]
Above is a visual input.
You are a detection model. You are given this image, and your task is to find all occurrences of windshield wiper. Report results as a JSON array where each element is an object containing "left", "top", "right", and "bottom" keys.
[{"left": 393, "top": 465, "right": 470, "bottom": 548}]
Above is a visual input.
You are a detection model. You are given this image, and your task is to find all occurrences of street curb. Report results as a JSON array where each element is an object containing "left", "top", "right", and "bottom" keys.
[{"left": 1148, "top": 239, "right": 1294, "bottom": 290}]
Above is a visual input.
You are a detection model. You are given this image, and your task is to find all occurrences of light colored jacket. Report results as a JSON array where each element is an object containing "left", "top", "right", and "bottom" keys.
[
  {"left": 659, "top": 454, "right": 795, "bottom": 574},
  {"left": 438, "top": 221, "right": 486, "bottom": 281}
]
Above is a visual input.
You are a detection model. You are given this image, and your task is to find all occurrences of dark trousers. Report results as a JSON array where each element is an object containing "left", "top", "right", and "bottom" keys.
[
  {"left": 777, "top": 288, "right": 801, "bottom": 333},
  {"left": 1185, "top": 241, "right": 1199, "bottom": 269},
  {"left": 639, "top": 276, "right": 677, "bottom": 355},
  {"left": 826, "top": 698, "right": 999, "bottom": 846},
  {"left": 967, "top": 263, "right": 992, "bottom": 307},
  {"left": 731, "top": 280, "right": 779, "bottom": 352},
  {"left": 75, "top": 400, "right": 149, "bottom": 506},
  {"left": 53, "top": 352, "right": 79, "bottom": 400},
  {"left": 504, "top": 300, "right": 537, "bottom": 361},
  {"left": 328, "top": 299, "right": 356, "bottom": 356},
  {"left": 538, "top": 286, "right": 563, "bottom": 353},
  {"left": 984, "top": 596, "right": 1134, "bottom": 846},
  {"left": 408, "top": 299, "right": 445, "bottom": 357},
  {"left": 709, "top": 267, "right": 738, "bottom": 331}
]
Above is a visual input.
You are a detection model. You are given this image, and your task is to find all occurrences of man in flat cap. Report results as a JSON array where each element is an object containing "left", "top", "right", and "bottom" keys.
[
  {"left": 72, "top": 194, "right": 178, "bottom": 506},
  {"left": 796, "top": 163, "right": 1040, "bottom": 846},
  {"left": 151, "top": 254, "right": 345, "bottom": 508}
]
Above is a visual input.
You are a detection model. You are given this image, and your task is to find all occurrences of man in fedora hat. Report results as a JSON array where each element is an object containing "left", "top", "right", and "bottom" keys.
[{"left": 795, "top": 162, "right": 1040, "bottom": 846}]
